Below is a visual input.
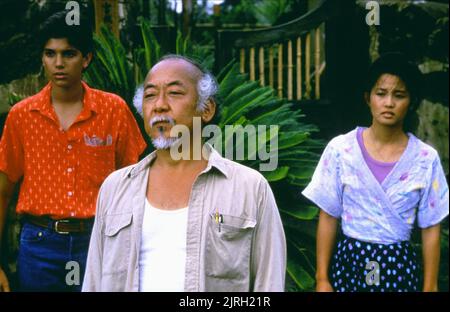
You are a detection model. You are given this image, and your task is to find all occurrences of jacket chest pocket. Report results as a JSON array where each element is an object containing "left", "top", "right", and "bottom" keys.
[
  {"left": 205, "top": 213, "right": 256, "bottom": 290},
  {"left": 102, "top": 213, "right": 133, "bottom": 275},
  {"left": 80, "top": 144, "right": 115, "bottom": 187}
]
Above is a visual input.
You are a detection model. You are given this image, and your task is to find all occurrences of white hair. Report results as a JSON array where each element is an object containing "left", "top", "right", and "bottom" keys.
[
  {"left": 151, "top": 136, "right": 179, "bottom": 150},
  {"left": 149, "top": 115, "right": 175, "bottom": 128},
  {"left": 133, "top": 83, "right": 144, "bottom": 116},
  {"left": 148, "top": 115, "right": 178, "bottom": 150},
  {"left": 196, "top": 73, "right": 218, "bottom": 112},
  {"left": 132, "top": 72, "right": 218, "bottom": 116}
]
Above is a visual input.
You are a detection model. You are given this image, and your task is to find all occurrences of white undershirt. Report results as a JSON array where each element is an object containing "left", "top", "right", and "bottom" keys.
[{"left": 139, "top": 199, "right": 188, "bottom": 292}]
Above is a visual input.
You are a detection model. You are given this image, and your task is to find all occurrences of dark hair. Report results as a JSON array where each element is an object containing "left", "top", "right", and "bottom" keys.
[
  {"left": 39, "top": 10, "right": 94, "bottom": 56},
  {"left": 365, "top": 52, "right": 423, "bottom": 132}
]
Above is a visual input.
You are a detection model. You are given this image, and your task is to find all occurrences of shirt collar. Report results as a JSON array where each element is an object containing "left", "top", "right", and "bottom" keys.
[
  {"left": 29, "top": 81, "right": 98, "bottom": 114},
  {"left": 203, "top": 143, "right": 231, "bottom": 178},
  {"left": 126, "top": 143, "right": 231, "bottom": 179}
]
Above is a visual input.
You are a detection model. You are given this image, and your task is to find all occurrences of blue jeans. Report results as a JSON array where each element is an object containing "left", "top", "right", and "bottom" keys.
[{"left": 17, "top": 222, "right": 92, "bottom": 292}]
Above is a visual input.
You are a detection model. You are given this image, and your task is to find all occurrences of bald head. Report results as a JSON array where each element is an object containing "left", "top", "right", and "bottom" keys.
[
  {"left": 135, "top": 55, "right": 218, "bottom": 115},
  {"left": 147, "top": 57, "right": 203, "bottom": 86}
]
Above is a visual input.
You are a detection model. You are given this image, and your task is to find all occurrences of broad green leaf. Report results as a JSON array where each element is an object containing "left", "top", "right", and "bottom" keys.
[
  {"left": 286, "top": 259, "right": 315, "bottom": 291},
  {"left": 141, "top": 19, "right": 160, "bottom": 71},
  {"left": 262, "top": 166, "right": 289, "bottom": 181},
  {"left": 278, "top": 132, "right": 309, "bottom": 150},
  {"left": 280, "top": 205, "right": 319, "bottom": 221}
]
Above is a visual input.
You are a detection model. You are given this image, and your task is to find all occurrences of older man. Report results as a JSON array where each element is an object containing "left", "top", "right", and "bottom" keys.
[{"left": 82, "top": 55, "right": 286, "bottom": 292}]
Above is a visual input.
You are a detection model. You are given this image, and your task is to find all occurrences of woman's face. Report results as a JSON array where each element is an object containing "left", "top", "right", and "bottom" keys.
[{"left": 367, "top": 73, "right": 411, "bottom": 128}]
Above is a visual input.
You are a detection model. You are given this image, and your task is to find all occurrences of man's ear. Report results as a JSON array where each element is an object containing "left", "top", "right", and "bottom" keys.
[
  {"left": 201, "top": 99, "right": 216, "bottom": 124},
  {"left": 82, "top": 52, "right": 93, "bottom": 70}
]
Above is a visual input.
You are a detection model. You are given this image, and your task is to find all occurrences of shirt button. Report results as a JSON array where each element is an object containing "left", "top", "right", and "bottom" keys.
[
  {"left": 38, "top": 232, "right": 43, "bottom": 237},
  {"left": 68, "top": 191, "right": 73, "bottom": 197},
  {"left": 67, "top": 144, "right": 73, "bottom": 150},
  {"left": 67, "top": 168, "right": 73, "bottom": 173}
]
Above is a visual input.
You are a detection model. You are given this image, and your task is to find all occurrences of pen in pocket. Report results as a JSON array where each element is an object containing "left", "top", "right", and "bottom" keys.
[{"left": 215, "top": 208, "right": 223, "bottom": 233}]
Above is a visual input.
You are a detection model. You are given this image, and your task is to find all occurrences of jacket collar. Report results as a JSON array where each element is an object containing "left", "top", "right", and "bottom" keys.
[{"left": 126, "top": 143, "right": 231, "bottom": 179}]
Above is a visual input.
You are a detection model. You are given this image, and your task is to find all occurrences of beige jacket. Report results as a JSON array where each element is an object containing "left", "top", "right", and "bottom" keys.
[{"left": 82, "top": 145, "right": 286, "bottom": 292}]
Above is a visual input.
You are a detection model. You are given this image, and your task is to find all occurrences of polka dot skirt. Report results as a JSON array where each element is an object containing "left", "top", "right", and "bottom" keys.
[{"left": 330, "top": 235, "right": 420, "bottom": 292}]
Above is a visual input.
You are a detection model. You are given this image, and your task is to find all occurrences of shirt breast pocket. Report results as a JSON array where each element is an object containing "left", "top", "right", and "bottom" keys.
[
  {"left": 102, "top": 213, "right": 133, "bottom": 276},
  {"left": 205, "top": 213, "right": 256, "bottom": 290},
  {"left": 80, "top": 144, "right": 115, "bottom": 187}
]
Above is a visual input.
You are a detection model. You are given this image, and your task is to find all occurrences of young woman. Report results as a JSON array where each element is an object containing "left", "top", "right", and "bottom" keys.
[{"left": 302, "top": 53, "right": 448, "bottom": 292}]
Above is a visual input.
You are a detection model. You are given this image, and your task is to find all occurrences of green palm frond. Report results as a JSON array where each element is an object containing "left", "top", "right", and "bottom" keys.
[
  {"left": 84, "top": 25, "right": 134, "bottom": 103},
  {"left": 141, "top": 19, "right": 160, "bottom": 75},
  {"left": 176, "top": 31, "right": 190, "bottom": 55},
  {"left": 214, "top": 63, "right": 323, "bottom": 291}
]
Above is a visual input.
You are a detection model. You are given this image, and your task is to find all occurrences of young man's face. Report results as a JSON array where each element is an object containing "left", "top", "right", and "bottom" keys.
[{"left": 42, "top": 38, "right": 92, "bottom": 88}]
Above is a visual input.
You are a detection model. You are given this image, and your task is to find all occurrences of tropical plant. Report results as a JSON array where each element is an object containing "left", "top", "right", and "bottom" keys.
[
  {"left": 220, "top": 0, "right": 309, "bottom": 27},
  {"left": 84, "top": 20, "right": 324, "bottom": 291},
  {"left": 214, "top": 62, "right": 324, "bottom": 291},
  {"left": 85, "top": 19, "right": 206, "bottom": 104},
  {"left": 251, "top": 0, "right": 291, "bottom": 25}
]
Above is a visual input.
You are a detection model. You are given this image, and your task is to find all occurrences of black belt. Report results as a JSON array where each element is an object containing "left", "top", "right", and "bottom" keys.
[{"left": 22, "top": 214, "right": 94, "bottom": 234}]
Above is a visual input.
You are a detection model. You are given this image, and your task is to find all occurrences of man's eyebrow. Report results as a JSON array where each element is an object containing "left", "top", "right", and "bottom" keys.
[
  {"left": 144, "top": 83, "right": 157, "bottom": 91},
  {"left": 144, "top": 80, "right": 186, "bottom": 91},
  {"left": 43, "top": 48, "right": 78, "bottom": 52},
  {"left": 167, "top": 80, "right": 185, "bottom": 87},
  {"left": 375, "top": 87, "right": 407, "bottom": 92}
]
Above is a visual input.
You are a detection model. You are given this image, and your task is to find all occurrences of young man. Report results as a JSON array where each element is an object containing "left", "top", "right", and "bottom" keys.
[
  {"left": 82, "top": 55, "right": 286, "bottom": 292},
  {"left": 0, "top": 10, "right": 146, "bottom": 292}
]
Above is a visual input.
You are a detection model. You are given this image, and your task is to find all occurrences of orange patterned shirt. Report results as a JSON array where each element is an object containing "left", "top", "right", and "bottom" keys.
[{"left": 0, "top": 81, "right": 146, "bottom": 219}]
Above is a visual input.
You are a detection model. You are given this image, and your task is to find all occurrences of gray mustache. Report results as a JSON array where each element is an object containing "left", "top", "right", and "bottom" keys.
[{"left": 149, "top": 116, "right": 175, "bottom": 128}]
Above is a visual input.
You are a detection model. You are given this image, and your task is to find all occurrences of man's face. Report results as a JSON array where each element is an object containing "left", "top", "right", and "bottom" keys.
[
  {"left": 42, "top": 38, "right": 91, "bottom": 88},
  {"left": 142, "top": 59, "right": 202, "bottom": 144}
]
